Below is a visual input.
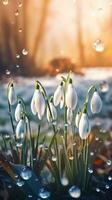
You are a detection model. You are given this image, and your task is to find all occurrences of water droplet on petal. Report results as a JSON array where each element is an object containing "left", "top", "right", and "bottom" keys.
[
  {"left": 38, "top": 188, "right": 51, "bottom": 199},
  {"left": 16, "top": 179, "right": 24, "bottom": 187},
  {"left": 2, "top": 0, "right": 8, "bottom": 5},
  {"left": 20, "top": 167, "right": 32, "bottom": 180},
  {"left": 99, "top": 81, "right": 109, "bottom": 93},
  {"left": 93, "top": 39, "right": 104, "bottom": 52},
  {"left": 22, "top": 49, "right": 28, "bottom": 55},
  {"left": 68, "top": 186, "right": 81, "bottom": 198}
]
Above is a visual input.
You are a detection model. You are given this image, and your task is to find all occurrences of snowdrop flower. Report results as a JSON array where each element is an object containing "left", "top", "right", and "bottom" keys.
[
  {"left": 31, "top": 92, "right": 37, "bottom": 115},
  {"left": 79, "top": 109, "right": 91, "bottom": 140},
  {"left": 33, "top": 84, "right": 45, "bottom": 120},
  {"left": 53, "top": 82, "right": 64, "bottom": 107},
  {"left": 15, "top": 100, "right": 23, "bottom": 122},
  {"left": 8, "top": 83, "right": 16, "bottom": 105},
  {"left": 47, "top": 99, "right": 57, "bottom": 122},
  {"left": 65, "top": 78, "right": 77, "bottom": 110},
  {"left": 67, "top": 108, "right": 73, "bottom": 125},
  {"left": 90, "top": 90, "right": 102, "bottom": 114},
  {"left": 75, "top": 111, "right": 81, "bottom": 128},
  {"left": 16, "top": 118, "right": 26, "bottom": 139}
]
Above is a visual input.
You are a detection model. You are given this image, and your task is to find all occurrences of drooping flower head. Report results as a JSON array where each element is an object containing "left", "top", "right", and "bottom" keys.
[
  {"left": 53, "top": 81, "right": 64, "bottom": 107},
  {"left": 90, "top": 88, "right": 102, "bottom": 114},
  {"left": 15, "top": 100, "right": 24, "bottom": 122},
  {"left": 16, "top": 117, "right": 26, "bottom": 139},
  {"left": 79, "top": 106, "right": 91, "bottom": 140},
  {"left": 65, "top": 78, "right": 77, "bottom": 110},
  {"left": 8, "top": 82, "right": 16, "bottom": 105},
  {"left": 31, "top": 82, "right": 46, "bottom": 120}
]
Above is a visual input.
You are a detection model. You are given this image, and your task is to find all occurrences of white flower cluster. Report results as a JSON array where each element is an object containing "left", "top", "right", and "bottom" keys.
[{"left": 8, "top": 78, "right": 102, "bottom": 141}]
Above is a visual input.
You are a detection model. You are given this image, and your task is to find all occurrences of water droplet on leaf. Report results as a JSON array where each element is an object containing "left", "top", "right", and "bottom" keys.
[
  {"left": 20, "top": 167, "right": 32, "bottom": 180},
  {"left": 22, "top": 49, "right": 28, "bottom": 55},
  {"left": 99, "top": 81, "right": 109, "bottom": 93}
]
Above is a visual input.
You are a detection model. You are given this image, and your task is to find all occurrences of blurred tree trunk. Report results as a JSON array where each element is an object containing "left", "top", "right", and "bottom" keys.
[
  {"left": 32, "top": 0, "right": 50, "bottom": 59},
  {"left": 75, "top": 0, "right": 85, "bottom": 71}
]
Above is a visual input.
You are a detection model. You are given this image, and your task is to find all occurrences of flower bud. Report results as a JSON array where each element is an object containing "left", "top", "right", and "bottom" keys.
[
  {"left": 90, "top": 91, "right": 102, "bottom": 114},
  {"left": 79, "top": 112, "right": 91, "bottom": 140},
  {"left": 65, "top": 79, "right": 77, "bottom": 110},
  {"left": 16, "top": 118, "right": 26, "bottom": 139},
  {"left": 15, "top": 101, "right": 23, "bottom": 122},
  {"left": 53, "top": 82, "right": 64, "bottom": 107},
  {"left": 8, "top": 83, "right": 16, "bottom": 105}
]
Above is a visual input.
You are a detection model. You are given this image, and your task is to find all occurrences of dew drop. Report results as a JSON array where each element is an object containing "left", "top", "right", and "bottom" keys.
[
  {"left": 6, "top": 69, "right": 11, "bottom": 75},
  {"left": 28, "top": 195, "right": 33, "bottom": 198},
  {"left": 69, "top": 156, "right": 74, "bottom": 160},
  {"left": 105, "top": 184, "right": 109, "bottom": 189},
  {"left": 20, "top": 167, "right": 32, "bottom": 180},
  {"left": 16, "top": 64, "right": 20, "bottom": 68},
  {"left": 19, "top": 28, "right": 22, "bottom": 33},
  {"left": 93, "top": 39, "right": 104, "bottom": 52},
  {"left": 61, "top": 176, "right": 69, "bottom": 186},
  {"left": 96, "top": 188, "right": 100, "bottom": 192},
  {"left": 88, "top": 168, "right": 93, "bottom": 174},
  {"left": 16, "top": 179, "right": 24, "bottom": 187},
  {"left": 38, "top": 188, "right": 51, "bottom": 199},
  {"left": 108, "top": 176, "right": 112, "bottom": 181},
  {"left": 68, "top": 186, "right": 81, "bottom": 198},
  {"left": 15, "top": 10, "right": 19, "bottom": 16},
  {"left": 22, "top": 49, "right": 28, "bottom": 55},
  {"left": 16, "top": 54, "right": 20, "bottom": 59},
  {"left": 106, "top": 160, "right": 111, "bottom": 166},
  {"left": 90, "top": 151, "right": 94, "bottom": 156},
  {"left": 51, "top": 155, "right": 57, "bottom": 162},
  {"left": 18, "top": 2, "right": 22, "bottom": 7},
  {"left": 99, "top": 81, "right": 109, "bottom": 93},
  {"left": 2, "top": 0, "right": 8, "bottom": 6},
  {"left": 8, "top": 185, "right": 12, "bottom": 189}
]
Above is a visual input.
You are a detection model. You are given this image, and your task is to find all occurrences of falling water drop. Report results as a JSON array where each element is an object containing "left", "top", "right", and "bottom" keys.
[
  {"left": 93, "top": 39, "right": 104, "bottom": 52},
  {"left": 68, "top": 186, "right": 81, "bottom": 198},
  {"left": 22, "top": 49, "right": 28, "bottom": 55},
  {"left": 16, "top": 179, "right": 24, "bottom": 187},
  {"left": 38, "top": 188, "right": 51, "bottom": 199},
  {"left": 99, "top": 81, "right": 109, "bottom": 93},
  {"left": 20, "top": 167, "right": 32, "bottom": 180},
  {"left": 2, "top": 0, "right": 8, "bottom": 5}
]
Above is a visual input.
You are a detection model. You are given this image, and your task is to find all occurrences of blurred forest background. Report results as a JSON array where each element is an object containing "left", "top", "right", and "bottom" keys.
[{"left": 0, "top": 0, "right": 112, "bottom": 76}]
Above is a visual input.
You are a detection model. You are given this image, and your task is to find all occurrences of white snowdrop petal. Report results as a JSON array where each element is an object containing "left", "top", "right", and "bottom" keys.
[
  {"left": 90, "top": 91, "right": 102, "bottom": 114},
  {"left": 53, "top": 85, "right": 63, "bottom": 106},
  {"left": 8, "top": 86, "right": 16, "bottom": 105},
  {"left": 67, "top": 108, "right": 73, "bottom": 125},
  {"left": 65, "top": 84, "right": 77, "bottom": 110},
  {"left": 79, "top": 113, "right": 90, "bottom": 139},
  {"left": 16, "top": 119, "right": 25, "bottom": 139},
  {"left": 75, "top": 112, "right": 80, "bottom": 128},
  {"left": 15, "top": 103, "right": 23, "bottom": 122},
  {"left": 60, "top": 94, "right": 64, "bottom": 109},
  {"left": 34, "top": 89, "right": 45, "bottom": 119},
  {"left": 31, "top": 94, "right": 37, "bottom": 115}
]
